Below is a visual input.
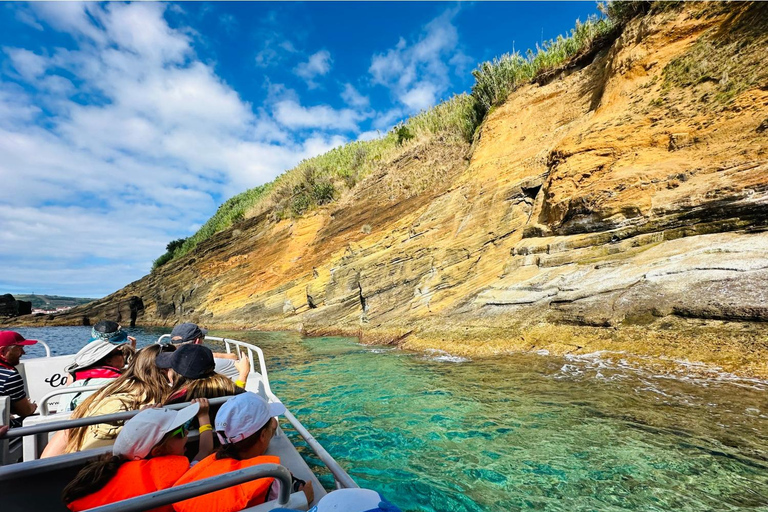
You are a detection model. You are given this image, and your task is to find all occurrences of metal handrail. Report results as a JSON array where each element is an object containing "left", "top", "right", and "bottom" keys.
[
  {"left": 211, "top": 336, "right": 272, "bottom": 396},
  {"left": 32, "top": 340, "right": 52, "bottom": 357},
  {"left": 84, "top": 463, "right": 292, "bottom": 512},
  {"left": 39, "top": 384, "right": 105, "bottom": 415},
  {"left": 1, "top": 396, "right": 236, "bottom": 440},
  {"left": 280, "top": 407, "right": 359, "bottom": 489}
]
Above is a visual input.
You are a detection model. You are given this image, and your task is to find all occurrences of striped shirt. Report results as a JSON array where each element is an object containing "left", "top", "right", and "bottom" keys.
[{"left": 0, "top": 365, "right": 26, "bottom": 402}]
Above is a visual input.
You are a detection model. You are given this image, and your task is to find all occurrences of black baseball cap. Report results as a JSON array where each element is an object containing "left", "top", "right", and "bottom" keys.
[
  {"left": 170, "top": 322, "right": 207, "bottom": 344},
  {"left": 156, "top": 344, "right": 215, "bottom": 379}
]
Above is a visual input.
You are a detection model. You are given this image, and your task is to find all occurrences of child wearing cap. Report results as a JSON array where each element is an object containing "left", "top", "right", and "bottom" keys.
[
  {"left": 62, "top": 398, "right": 214, "bottom": 512},
  {"left": 172, "top": 392, "right": 314, "bottom": 512}
]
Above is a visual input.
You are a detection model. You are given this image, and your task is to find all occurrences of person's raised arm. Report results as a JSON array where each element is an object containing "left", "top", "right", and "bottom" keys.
[
  {"left": 234, "top": 355, "right": 250, "bottom": 388},
  {"left": 191, "top": 398, "right": 213, "bottom": 462},
  {"left": 212, "top": 351, "right": 237, "bottom": 360}
]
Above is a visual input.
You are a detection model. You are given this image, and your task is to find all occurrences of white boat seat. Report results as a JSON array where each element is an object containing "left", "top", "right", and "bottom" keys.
[{"left": 1, "top": 396, "right": 23, "bottom": 465}]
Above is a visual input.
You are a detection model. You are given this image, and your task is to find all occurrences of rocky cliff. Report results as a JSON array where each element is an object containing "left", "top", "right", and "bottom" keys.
[{"left": 11, "top": 4, "right": 768, "bottom": 376}]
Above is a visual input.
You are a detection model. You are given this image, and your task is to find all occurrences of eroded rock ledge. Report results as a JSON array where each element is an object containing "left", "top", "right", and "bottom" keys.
[{"left": 8, "top": 4, "right": 768, "bottom": 377}]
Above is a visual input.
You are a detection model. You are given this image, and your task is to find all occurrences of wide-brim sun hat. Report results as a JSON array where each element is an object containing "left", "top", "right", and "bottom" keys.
[
  {"left": 64, "top": 339, "right": 123, "bottom": 373},
  {"left": 112, "top": 403, "right": 200, "bottom": 460},
  {"left": 0, "top": 331, "right": 39, "bottom": 347},
  {"left": 215, "top": 392, "right": 286, "bottom": 445}
]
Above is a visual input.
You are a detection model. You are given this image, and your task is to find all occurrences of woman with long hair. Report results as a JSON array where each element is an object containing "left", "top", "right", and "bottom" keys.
[
  {"left": 41, "top": 345, "right": 170, "bottom": 457},
  {"left": 157, "top": 344, "right": 248, "bottom": 405},
  {"left": 62, "top": 399, "right": 213, "bottom": 512}
]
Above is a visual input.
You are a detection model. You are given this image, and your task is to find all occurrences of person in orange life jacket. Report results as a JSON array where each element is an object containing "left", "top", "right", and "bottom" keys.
[
  {"left": 61, "top": 398, "right": 214, "bottom": 512},
  {"left": 59, "top": 339, "right": 126, "bottom": 412},
  {"left": 0, "top": 331, "right": 39, "bottom": 426},
  {"left": 173, "top": 392, "right": 314, "bottom": 512}
]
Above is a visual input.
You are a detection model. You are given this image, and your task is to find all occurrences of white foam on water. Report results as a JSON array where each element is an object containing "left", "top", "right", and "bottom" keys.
[
  {"left": 423, "top": 348, "right": 471, "bottom": 363},
  {"left": 553, "top": 349, "right": 768, "bottom": 391}
]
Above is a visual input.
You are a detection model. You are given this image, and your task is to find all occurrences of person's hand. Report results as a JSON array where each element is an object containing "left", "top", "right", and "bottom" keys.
[
  {"left": 234, "top": 355, "right": 251, "bottom": 378},
  {"left": 0, "top": 425, "right": 9, "bottom": 437},
  {"left": 192, "top": 398, "right": 210, "bottom": 419},
  {"left": 128, "top": 336, "right": 137, "bottom": 349},
  {"left": 301, "top": 481, "right": 314, "bottom": 505},
  {"left": 30, "top": 401, "right": 38, "bottom": 414}
]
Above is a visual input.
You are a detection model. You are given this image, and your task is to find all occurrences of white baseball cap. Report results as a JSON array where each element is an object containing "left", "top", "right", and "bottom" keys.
[
  {"left": 215, "top": 392, "right": 286, "bottom": 445},
  {"left": 113, "top": 403, "right": 199, "bottom": 460}
]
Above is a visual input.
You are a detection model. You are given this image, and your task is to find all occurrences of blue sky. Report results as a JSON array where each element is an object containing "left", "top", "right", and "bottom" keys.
[{"left": 0, "top": 2, "right": 600, "bottom": 298}]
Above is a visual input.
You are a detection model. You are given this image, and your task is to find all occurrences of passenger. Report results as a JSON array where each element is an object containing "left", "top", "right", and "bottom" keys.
[
  {"left": 89, "top": 320, "right": 136, "bottom": 365},
  {"left": 0, "top": 331, "right": 39, "bottom": 427},
  {"left": 157, "top": 344, "right": 247, "bottom": 405},
  {"left": 164, "top": 323, "right": 242, "bottom": 380},
  {"left": 42, "top": 345, "right": 169, "bottom": 458},
  {"left": 59, "top": 340, "right": 126, "bottom": 412},
  {"left": 61, "top": 399, "right": 213, "bottom": 512},
  {"left": 173, "top": 392, "right": 313, "bottom": 512}
]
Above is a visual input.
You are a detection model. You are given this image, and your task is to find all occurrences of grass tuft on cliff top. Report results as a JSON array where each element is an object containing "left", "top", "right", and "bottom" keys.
[{"left": 152, "top": 1, "right": 653, "bottom": 270}]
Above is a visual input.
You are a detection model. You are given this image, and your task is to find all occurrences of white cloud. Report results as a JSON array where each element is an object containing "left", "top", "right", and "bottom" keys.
[
  {"left": 341, "top": 83, "right": 370, "bottom": 108},
  {"left": 273, "top": 99, "right": 364, "bottom": 131},
  {"left": 0, "top": 3, "right": 351, "bottom": 296},
  {"left": 293, "top": 50, "right": 332, "bottom": 89},
  {"left": 369, "top": 8, "right": 469, "bottom": 114},
  {"left": 5, "top": 48, "right": 47, "bottom": 80}
]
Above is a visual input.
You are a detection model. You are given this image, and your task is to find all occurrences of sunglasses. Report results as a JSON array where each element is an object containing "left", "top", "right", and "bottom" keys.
[{"left": 168, "top": 419, "right": 194, "bottom": 439}]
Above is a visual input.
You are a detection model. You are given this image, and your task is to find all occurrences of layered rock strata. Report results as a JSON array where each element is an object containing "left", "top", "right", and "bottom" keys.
[{"left": 10, "top": 5, "right": 768, "bottom": 376}]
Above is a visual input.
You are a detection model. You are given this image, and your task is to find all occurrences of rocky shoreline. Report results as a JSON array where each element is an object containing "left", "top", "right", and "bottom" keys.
[{"left": 6, "top": 4, "right": 768, "bottom": 380}]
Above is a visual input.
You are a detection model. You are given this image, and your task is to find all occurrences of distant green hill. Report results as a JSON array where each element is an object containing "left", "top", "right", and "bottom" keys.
[{"left": 14, "top": 294, "right": 96, "bottom": 310}]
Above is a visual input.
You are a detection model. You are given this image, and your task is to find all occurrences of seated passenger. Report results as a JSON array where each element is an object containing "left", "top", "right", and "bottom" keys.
[
  {"left": 42, "top": 345, "right": 169, "bottom": 458},
  {"left": 89, "top": 320, "right": 136, "bottom": 365},
  {"left": 163, "top": 323, "right": 241, "bottom": 379},
  {"left": 173, "top": 392, "right": 313, "bottom": 512},
  {"left": 157, "top": 344, "right": 248, "bottom": 405},
  {"left": 59, "top": 340, "right": 126, "bottom": 412},
  {"left": 62, "top": 399, "right": 213, "bottom": 512}
]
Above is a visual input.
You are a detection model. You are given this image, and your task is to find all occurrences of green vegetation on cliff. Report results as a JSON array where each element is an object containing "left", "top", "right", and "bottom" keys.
[
  {"left": 153, "top": 1, "right": 657, "bottom": 270},
  {"left": 14, "top": 294, "right": 95, "bottom": 310}
]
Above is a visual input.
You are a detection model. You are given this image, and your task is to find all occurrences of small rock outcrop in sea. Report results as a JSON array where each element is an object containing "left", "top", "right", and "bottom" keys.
[
  {"left": 8, "top": 3, "right": 768, "bottom": 376},
  {"left": 0, "top": 294, "right": 31, "bottom": 318}
]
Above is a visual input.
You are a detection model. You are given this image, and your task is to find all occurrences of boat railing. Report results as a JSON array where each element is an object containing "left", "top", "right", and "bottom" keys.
[
  {"left": 83, "top": 463, "right": 298, "bottom": 512},
  {"left": 32, "top": 340, "right": 52, "bottom": 358},
  {"left": 39, "top": 384, "right": 105, "bottom": 416},
  {"left": 2, "top": 396, "right": 237, "bottom": 441}
]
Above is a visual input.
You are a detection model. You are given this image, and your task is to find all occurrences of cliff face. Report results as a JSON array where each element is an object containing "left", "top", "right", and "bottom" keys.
[{"left": 15, "top": 5, "right": 768, "bottom": 376}]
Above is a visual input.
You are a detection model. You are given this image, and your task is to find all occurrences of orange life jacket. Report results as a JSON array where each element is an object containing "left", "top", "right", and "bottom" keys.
[
  {"left": 67, "top": 455, "right": 190, "bottom": 512},
  {"left": 172, "top": 454, "right": 280, "bottom": 512}
]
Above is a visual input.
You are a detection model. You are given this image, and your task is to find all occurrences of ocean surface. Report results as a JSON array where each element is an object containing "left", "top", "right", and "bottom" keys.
[{"left": 9, "top": 326, "right": 768, "bottom": 512}]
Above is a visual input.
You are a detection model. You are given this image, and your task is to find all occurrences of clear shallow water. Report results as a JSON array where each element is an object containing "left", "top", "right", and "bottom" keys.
[{"left": 8, "top": 326, "right": 768, "bottom": 512}]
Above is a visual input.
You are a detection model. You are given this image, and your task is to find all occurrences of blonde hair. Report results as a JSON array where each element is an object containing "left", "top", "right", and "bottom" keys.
[
  {"left": 65, "top": 345, "right": 168, "bottom": 453},
  {"left": 166, "top": 373, "right": 237, "bottom": 402}
]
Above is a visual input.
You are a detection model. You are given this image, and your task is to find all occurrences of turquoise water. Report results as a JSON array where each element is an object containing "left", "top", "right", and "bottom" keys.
[{"left": 9, "top": 327, "right": 768, "bottom": 511}]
